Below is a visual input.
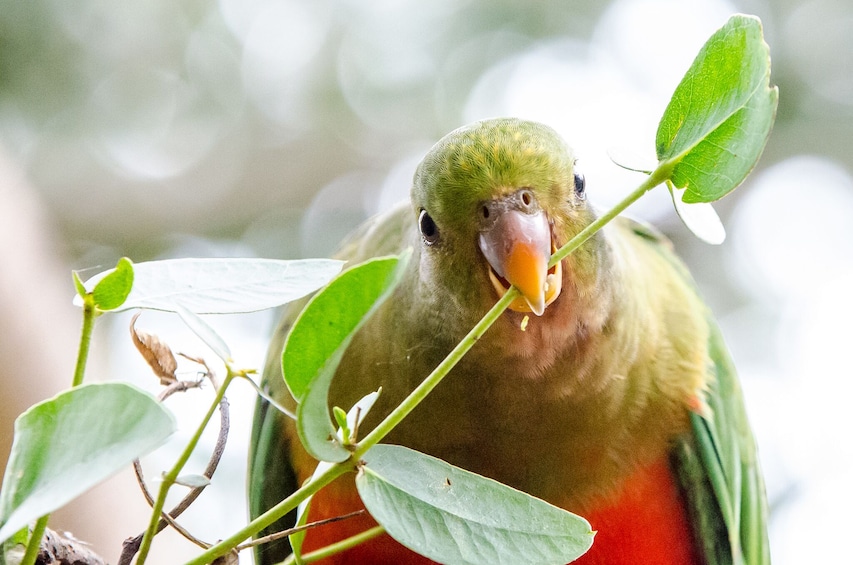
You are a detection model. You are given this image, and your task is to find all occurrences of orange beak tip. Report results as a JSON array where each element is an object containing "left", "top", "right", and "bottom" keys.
[{"left": 524, "top": 292, "right": 546, "bottom": 316}]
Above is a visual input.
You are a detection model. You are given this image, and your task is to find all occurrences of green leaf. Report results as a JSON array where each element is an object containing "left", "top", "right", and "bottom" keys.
[
  {"left": 655, "top": 14, "right": 778, "bottom": 203},
  {"left": 344, "top": 390, "right": 380, "bottom": 442},
  {"left": 0, "top": 525, "right": 29, "bottom": 565},
  {"left": 0, "top": 383, "right": 176, "bottom": 543},
  {"left": 285, "top": 251, "right": 411, "bottom": 462},
  {"left": 174, "top": 474, "right": 211, "bottom": 489},
  {"left": 91, "top": 257, "right": 134, "bottom": 311},
  {"left": 333, "top": 406, "right": 350, "bottom": 443},
  {"left": 175, "top": 303, "right": 232, "bottom": 363},
  {"left": 357, "top": 445, "right": 594, "bottom": 565},
  {"left": 333, "top": 390, "right": 382, "bottom": 448},
  {"left": 669, "top": 184, "right": 726, "bottom": 245},
  {"left": 71, "top": 271, "right": 87, "bottom": 299},
  {"left": 74, "top": 258, "right": 344, "bottom": 314}
]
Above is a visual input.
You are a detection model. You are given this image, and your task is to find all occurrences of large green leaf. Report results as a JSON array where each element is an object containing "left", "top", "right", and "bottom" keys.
[
  {"left": 74, "top": 258, "right": 344, "bottom": 314},
  {"left": 285, "top": 251, "right": 410, "bottom": 462},
  {"left": 357, "top": 445, "right": 594, "bottom": 565},
  {"left": 0, "top": 383, "right": 176, "bottom": 542},
  {"left": 656, "top": 14, "right": 778, "bottom": 203}
]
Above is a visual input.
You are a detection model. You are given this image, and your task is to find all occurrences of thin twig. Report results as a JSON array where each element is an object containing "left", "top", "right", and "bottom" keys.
[
  {"left": 158, "top": 378, "right": 206, "bottom": 402},
  {"left": 132, "top": 459, "right": 155, "bottom": 507},
  {"left": 119, "top": 358, "right": 230, "bottom": 564},
  {"left": 156, "top": 511, "right": 211, "bottom": 550},
  {"left": 130, "top": 377, "right": 208, "bottom": 506},
  {"left": 237, "top": 510, "right": 366, "bottom": 551},
  {"left": 135, "top": 370, "right": 234, "bottom": 565},
  {"left": 178, "top": 353, "right": 221, "bottom": 389}
]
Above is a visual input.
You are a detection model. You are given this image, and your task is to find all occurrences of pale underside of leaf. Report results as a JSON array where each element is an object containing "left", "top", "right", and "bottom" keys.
[
  {"left": 670, "top": 186, "right": 726, "bottom": 244},
  {"left": 0, "top": 383, "right": 176, "bottom": 542},
  {"left": 175, "top": 303, "right": 233, "bottom": 362},
  {"left": 357, "top": 445, "right": 593, "bottom": 565},
  {"left": 75, "top": 258, "right": 344, "bottom": 314}
]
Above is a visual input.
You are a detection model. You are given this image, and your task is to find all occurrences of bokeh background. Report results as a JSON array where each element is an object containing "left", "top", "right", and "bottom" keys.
[{"left": 1, "top": 0, "right": 851, "bottom": 562}]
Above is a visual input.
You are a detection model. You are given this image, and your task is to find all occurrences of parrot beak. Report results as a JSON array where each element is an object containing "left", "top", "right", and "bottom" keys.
[{"left": 478, "top": 201, "right": 562, "bottom": 316}]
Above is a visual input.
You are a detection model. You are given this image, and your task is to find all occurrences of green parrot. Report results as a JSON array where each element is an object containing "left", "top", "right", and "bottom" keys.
[{"left": 249, "top": 118, "right": 770, "bottom": 565}]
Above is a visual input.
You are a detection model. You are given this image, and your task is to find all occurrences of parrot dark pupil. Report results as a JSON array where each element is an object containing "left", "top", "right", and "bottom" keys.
[
  {"left": 574, "top": 172, "right": 586, "bottom": 199},
  {"left": 418, "top": 209, "right": 439, "bottom": 244}
]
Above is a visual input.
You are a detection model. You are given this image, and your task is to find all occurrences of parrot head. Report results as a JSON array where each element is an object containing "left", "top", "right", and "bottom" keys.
[{"left": 411, "top": 118, "right": 595, "bottom": 318}]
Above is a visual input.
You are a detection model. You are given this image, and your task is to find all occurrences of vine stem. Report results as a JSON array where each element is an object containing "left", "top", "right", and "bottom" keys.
[
  {"left": 549, "top": 159, "right": 673, "bottom": 268},
  {"left": 72, "top": 299, "right": 96, "bottom": 388},
  {"left": 354, "top": 288, "right": 517, "bottom": 458},
  {"left": 20, "top": 297, "right": 100, "bottom": 565},
  {"left": 184, "top": 163, "right": 673, "bottom": 564},
  {"left": 136, "top": 370, "right": 237, "bottom": 564},
  {"left": 19, "top": 515, "right": 48, "bottom": 565},
  {"left": 281, "top": 525, "right": 385, "bottom": 565}
]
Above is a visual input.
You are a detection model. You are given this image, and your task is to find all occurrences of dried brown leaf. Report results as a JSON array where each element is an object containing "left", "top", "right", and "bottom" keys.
[{"left": 130, "top": 313, "right": 178, "bottom": 385}]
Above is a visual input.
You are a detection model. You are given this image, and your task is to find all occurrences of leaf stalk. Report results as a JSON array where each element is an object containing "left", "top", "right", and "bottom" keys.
[
  {"left": 19, "top": 516, "right": 48, "bottom": 565},
  {"left": 72, "top": 298, "right": 97, "bottom": 388}
]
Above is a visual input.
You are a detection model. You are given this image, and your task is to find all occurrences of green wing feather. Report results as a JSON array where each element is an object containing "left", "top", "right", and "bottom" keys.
[
  {"left": 248, "top": 312, "right": 301, "bottom": 565},
  {"left": 630, "top": 220, "right": 770, "bottom": 565},
  {"left": 674, "top": 323, "right": 771, "bottom": 565},
  {"left": 247, "top": 202, "right": 413, "bottom": 565}
]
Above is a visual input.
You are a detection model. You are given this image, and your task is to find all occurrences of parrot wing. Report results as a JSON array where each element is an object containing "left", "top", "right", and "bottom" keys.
[
  {"left": 248, "top": 202, "right": 414, "bottom": 565},
  {"left": 673, "top": 322, "right": 771, "bottom": 565},
  {"left": 626, "top": 218, "right": 772, "bottom": 565}
]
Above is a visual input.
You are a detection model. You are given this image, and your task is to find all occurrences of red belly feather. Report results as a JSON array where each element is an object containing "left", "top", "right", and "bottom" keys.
[{"left": 573, "top": 456, "right": 701, "bottom": 565}]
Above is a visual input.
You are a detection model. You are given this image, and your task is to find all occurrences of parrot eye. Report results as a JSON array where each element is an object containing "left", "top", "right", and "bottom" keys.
[
  {"left": 418, "top": 209, "right": 440, "bottom": 245},
  {"left": 573, "top": 172, "right": 586, "bottom": 200}
]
